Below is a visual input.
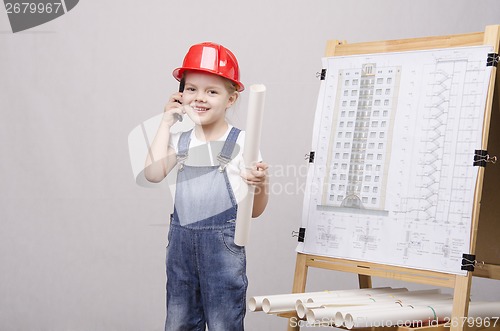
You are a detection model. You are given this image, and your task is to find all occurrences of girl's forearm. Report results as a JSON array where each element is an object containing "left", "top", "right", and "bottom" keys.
[{"left": 144, "top": 123, "right": 175, "bottom": 183}]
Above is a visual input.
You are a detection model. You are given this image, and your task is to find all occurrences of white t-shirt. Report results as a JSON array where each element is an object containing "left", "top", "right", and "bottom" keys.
[{"left": 168, "top": 125, "right": 259, "bottom": 205}]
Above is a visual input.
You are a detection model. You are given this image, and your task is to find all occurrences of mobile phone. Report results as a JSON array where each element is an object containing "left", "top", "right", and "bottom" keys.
[{"left": 175, "top": 77, "right": 185, "bottom": 122}]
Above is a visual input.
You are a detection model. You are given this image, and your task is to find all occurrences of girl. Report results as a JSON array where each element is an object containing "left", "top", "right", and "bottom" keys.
[{"left": 144, "top": 42, "right": 269, "bottom": 331}]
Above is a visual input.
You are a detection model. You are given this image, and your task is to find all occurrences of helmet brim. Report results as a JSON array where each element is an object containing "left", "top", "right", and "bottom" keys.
[{"left": 172, "top": 67, "right": 245, "bottom": 92}]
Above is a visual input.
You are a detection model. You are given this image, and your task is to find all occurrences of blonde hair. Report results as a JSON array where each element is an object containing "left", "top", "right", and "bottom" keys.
[{"left": 224, "top": 79, "right": 239, "bottom": 107}]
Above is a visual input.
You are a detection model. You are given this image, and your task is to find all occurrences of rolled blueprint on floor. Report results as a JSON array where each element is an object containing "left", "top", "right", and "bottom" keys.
[
  {"left": 249, "top": 292, "right": 333, "bottom": 312},
  {"left": 307, "top": 303, "right": 403, "bottom": 326},
  {"left": 297, "top": 299, "right": 375, "bottom": 319},
  {"left": 304, "top": 291, "right": 452, "bottom": 324},
  {"left": 262, "top": 287, "right": 402, "bottom": 314},
  {"left": 302, "top": 287, "right": 408, "bottom": 305},
  {"left": 345, "top": 304, "right": 447, "bottom": 329},
  {"left": 333, "top": 303, "right": 417, "bottom": 328},
  {"left": 247, "top": 296, "right": 266, "bottom": 312},
  {"left": 305, "top": 288, "right": 440, "bottom": 305},
  {"left": 235, "top": 84, "right": 266, "bottom": 246},
  {"left": 343, "top": 301, "right": 500, "bottom": 329},
  {"left": 332, "top": 294, "right": 452, "bottom": 327},
  {"left": 249, "top": 290, "right": 366, "bottom": 312},
  {"left": 261, "top": 292, "right": 339, "bottom": 314},
  {"left": 297, "top": 294, "right": 419, "bottom": 319}
]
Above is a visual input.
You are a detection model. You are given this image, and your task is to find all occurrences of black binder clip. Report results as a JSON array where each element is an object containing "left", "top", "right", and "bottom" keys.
[
  {"left": 461, "top": 253, "right": 476, "bottom": 272},
  {"left": 487, "top": 53, "right": 499, "bottom": 67},
  {"left": 305, "top": 152, "right": 315, "bottom": 163},
  {"left": 316, "top": 69, "right": 327, "bottom": 80},
  {"left": 292, "top": 228, "right": 306, "bottom": 242},
  {"left": 473, "top": 150, "right": 497, "bottom": 167}
]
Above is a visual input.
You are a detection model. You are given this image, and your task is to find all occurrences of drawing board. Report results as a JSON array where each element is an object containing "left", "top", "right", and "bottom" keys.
[{"left": 297, "top": 46, "right": 494, "bottom": 275}]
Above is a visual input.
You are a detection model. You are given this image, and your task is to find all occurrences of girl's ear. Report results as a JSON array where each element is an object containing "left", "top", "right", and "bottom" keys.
[{"left": 226, "top": 91, "right": 239, "bottom": 108}]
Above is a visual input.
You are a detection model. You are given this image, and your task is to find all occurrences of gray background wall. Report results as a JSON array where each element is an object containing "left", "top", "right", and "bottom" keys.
[{"left": 1, "top": 1, "right": 499, "bottom": 330}]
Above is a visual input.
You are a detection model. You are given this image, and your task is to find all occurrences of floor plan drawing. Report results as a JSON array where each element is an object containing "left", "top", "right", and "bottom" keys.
[{"left": 299, "top": 46, "right": 493, "bottom": 275}]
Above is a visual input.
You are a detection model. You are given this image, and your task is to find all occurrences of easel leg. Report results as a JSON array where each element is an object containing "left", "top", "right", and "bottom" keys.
[
  {"left": 287, "top": 253, "right": 308, "bottom": 331},
  {"left": 451, "top": 274, "right": 472, "bottom": 331}
]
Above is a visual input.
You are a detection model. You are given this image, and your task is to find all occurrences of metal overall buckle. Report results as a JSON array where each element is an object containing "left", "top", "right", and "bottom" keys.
[{"left": 217, "top": 154, "right": 231, "bottom": 172}]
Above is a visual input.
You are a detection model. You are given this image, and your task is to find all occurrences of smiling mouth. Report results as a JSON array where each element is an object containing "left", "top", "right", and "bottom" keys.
[{"left": 192, "top": 106, "right": 209, "bottom": 113}]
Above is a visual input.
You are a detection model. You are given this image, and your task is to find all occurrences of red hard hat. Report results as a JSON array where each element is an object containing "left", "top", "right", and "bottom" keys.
[{"left": 173, "top": 42, "right": 244, "bottom": 92}]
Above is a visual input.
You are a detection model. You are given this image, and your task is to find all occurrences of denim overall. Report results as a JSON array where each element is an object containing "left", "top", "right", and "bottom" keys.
[{"left": 165, "top": 127, "right": 247, "bottom": 331}]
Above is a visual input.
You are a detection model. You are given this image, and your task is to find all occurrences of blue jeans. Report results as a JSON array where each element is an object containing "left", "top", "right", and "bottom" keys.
[{"left": 165, "top": 217, "right": 247, "bottom": 331}]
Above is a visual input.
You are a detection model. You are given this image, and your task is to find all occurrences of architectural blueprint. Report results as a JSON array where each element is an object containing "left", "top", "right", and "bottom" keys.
[{"left": 298, "top": 46, "right": 493, "bottom": 275}]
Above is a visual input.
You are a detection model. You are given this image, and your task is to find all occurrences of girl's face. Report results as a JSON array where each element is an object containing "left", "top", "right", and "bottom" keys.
[{"left": 181, "top": 71, "right": 237, "bottom": 128}]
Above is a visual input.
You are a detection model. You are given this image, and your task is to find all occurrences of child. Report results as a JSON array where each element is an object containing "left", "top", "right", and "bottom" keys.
[{"left": 144, "top": 42, "right": 269, "bottom": 331}]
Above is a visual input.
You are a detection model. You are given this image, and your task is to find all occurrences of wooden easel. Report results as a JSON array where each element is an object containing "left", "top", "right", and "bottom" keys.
[{"left": 285, "top": 25, "right": 500, "bottom": 331}]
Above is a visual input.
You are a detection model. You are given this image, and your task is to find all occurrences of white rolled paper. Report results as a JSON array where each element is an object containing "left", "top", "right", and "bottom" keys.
[
  {"left": 235, "top": 84, "right": 266, "bottom": 247},
  {"left": 297, "top": 288, "right": 408, "bottom": 319},
  {"left": 259, "top": 287, "right": 395, "bottom": 314},
  {"left": 344, "top": 301, "right": 500, "bottom": 329},
  {"left": 248, "top": 296, "right": 267, "bottom": 312},
  {"left": 333, "top": 303, "right": 409, "bottom": 327},
  {"left": 298, "top": 287, "right": 397, "bottom": 305},
  {"left": 261, "top": 287, "right": 398, "bottom": 314},
  {"left": 345, "top": 304, "right": 446, "bottom": 329},
  {"left": 249, "top": 290, "right": 339, "bottom": 313},
  {"left": 304, "top": 287, "right": 408, "bottom": 304},
  {"left": 297, "top": 299, "right": 371, "bottom": 319},
  {"left": 305, "top": 290, "right": 452, "bottom": 325},
  {"left": 331, "top": 295, "right": 452, "bottom": 328},
  {"left": 262, "top": 292, "right": 335, "bottom": 314},
  {"left": 298, "top": 294, "right": 410, "bottom": 319},
  {"left": 307, "top": 303, "right": 401, "bottom": 326}
]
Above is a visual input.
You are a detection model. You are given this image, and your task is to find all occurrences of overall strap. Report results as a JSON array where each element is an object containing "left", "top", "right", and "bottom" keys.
[
  {"left": 176, "top": 129, "right": 193, "bottom": 170},
  {"left": 217, "top": 127, "right": 241, "bottom": 172}
]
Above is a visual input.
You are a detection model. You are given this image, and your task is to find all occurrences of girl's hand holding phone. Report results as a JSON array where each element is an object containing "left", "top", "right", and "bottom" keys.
[{"left": 162, "top": 92, "right": 185, "bottom": 127}]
